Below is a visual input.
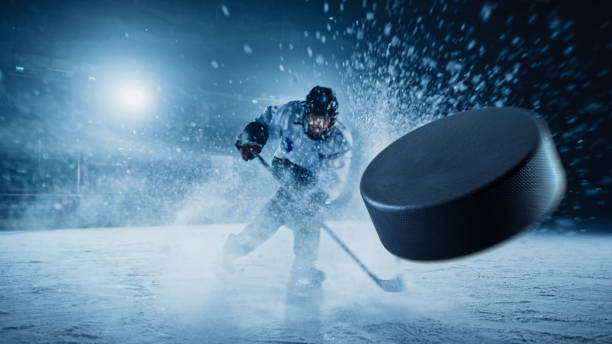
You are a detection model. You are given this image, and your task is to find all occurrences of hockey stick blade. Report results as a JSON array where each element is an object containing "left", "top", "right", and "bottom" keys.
[
  {"left": 376, "top": 276, "right": 404, "bottom": 293},
  {"left": 321, "top": 223, "right": 404, "bottom": 293}
]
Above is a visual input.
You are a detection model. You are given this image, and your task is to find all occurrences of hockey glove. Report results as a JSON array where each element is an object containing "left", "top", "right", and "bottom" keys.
[
  {"left": 237, "top": 142, "right": 262, "bottom": 161},
  {"left": 235, "top": 121, "right": 268, "bottom": 161}
]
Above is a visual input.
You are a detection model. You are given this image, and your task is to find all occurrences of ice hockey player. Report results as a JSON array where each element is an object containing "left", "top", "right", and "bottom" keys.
[{"left": 220, "top": 86, "right": 352, "bottom": 287}]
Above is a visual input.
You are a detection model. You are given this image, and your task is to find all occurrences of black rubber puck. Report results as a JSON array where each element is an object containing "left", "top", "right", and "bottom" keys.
[{"left": 360, "top": 107, "right": 566, "bottom": 261}]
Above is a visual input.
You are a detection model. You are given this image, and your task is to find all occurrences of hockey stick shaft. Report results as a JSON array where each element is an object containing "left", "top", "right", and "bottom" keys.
[{"left": 319, "top": 223, "right": 382, "bottom": 283}]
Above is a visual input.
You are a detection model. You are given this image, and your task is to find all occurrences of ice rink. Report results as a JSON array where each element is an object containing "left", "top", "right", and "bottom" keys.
[{"left": 1, "top": 222, "right": 610, "bottom": 343}]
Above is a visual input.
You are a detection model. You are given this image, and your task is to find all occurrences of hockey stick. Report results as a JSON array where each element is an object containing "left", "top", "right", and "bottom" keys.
[
  {"left": 250, "top": 150, "right": 404, "bottom": 293},
  {"left": 318, "top": 222, "right": 404, "bottom": 292}
]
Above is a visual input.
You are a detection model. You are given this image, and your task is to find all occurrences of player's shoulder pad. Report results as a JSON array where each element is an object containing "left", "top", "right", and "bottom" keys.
[
  {"left": 332, "top": 120, "right": 353, "bottom": 150},
  {"left": 277, "top": 100, "right": 306, "bottom": 124}
]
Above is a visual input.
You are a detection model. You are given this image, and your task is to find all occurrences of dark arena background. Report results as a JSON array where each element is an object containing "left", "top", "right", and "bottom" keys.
[{"left": 0, "top": 1, "right": 610, "bottom": 343}]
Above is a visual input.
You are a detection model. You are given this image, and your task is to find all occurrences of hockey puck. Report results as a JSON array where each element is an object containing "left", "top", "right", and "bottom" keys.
[{"left": 360, "top": 107, "right": 566, "bottom": 261}]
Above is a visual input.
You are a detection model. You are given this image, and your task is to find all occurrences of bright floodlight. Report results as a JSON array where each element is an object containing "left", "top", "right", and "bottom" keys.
[{"left": 119, "top": 84, "right": 147, "bottom": 111}]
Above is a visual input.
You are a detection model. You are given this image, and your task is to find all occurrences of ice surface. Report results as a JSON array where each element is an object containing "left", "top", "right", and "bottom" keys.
[{"left": 1, "top": 222, "right": 611, "bottom": 343}]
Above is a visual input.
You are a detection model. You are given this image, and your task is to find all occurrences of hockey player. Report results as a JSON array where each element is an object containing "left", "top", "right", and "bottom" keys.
[{"left": 220, "top": 86, "right": 352, "bottom": 287}]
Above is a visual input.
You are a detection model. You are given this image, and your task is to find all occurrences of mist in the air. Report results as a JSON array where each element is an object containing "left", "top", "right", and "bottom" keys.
[
  {"left": 0, "top": 1, "right": 609, "bottom": 232},
  {"left": 1, "top": 2, "right": 610, "bottom": 343}
]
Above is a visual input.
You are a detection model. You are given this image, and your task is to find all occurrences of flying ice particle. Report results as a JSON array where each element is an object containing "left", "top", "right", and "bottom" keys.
[
  {"left": 585, "top": 187, "right": 603, "bottom": 196},
  {"left": 279, "top": 64, "right": 285, "bottom": 72},
  {"left": 384, "top": 22, "right": 392, "bottom": 36},
  {"left": 549, "top": 16, "right": 561, "bottom": 31},
  {"left": 422, "top": 57, "right": 438, "bottom": 69},
  {"left": 221, "top": 4, "right": 230, "bottom": 17},
  {"left": 453, "top": 81, "right": 468, "bottom": 92},
  {"left": 480, "top": 3, "right": 497, "bottom": 22},
  {"left": 596, "top": 69, "right": 609, "bottom": 78},
  {"left": 243, "top": 44, "right": 253, "bottom": 54},
  {"left": 529, "top": 14, "right": 537, "bottom": 23},
  {"left": 446, "top": 60, "right": 463, "bottom": 74},
  {"left": 211, "top": 60, "right": 219, "bottom": 68},
  {"left": 307, "top": 47, "right": 313, "bottom": 57},
  {"left": 366, "top": 12, "right": 374, "bottom": 20},
  {"left": 479, "top": 45, "right": 486, "bottom": 56},
  {"left": 315, "top": 54, "right": 325, "bottom": 65},
  {"left": 324, "top": 2, "right": 329, "bottom": 13}
]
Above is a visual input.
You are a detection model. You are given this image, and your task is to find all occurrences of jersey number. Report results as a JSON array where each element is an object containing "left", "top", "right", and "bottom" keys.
[{"left": 282, "top": 138, "right": 294, "bottom": 152}]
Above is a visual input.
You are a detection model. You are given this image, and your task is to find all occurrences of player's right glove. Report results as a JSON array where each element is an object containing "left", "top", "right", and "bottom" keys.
[
  {"left": 235, "top": 121, "right": 268, "bottom": 161},
  {"left": 237, "top": 142, "right": 262, "bottom": 161}
]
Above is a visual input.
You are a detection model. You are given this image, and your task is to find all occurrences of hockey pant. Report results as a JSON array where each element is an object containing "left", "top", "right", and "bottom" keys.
[{"left": 223, "top": 187, "right": 320, "bottom": 270}]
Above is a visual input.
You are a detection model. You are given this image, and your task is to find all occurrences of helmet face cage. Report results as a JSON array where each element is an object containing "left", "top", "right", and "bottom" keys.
[
  {"left": 306, "top": 85, "right": 338, "bottom": 123},
  {"left": 304, "top": 86, "right": 338, "bottom": 140}
]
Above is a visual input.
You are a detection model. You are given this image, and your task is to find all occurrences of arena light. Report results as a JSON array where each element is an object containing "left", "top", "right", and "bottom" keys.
[{"left": 117, "top": 83, "right": 148, "bottom": 112}]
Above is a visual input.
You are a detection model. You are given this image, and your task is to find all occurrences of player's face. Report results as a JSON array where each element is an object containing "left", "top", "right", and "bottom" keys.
[{"left": 307, "top": 113, "right": 331, "bottom": 137}]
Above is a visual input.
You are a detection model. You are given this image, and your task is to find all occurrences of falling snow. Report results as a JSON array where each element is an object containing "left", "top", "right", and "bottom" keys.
[
  {"left": 480, "top": 3, "right": 497, "bottom": 22},
  {"left": 220, "top": 4, "right": 230, "bottom": 17}
]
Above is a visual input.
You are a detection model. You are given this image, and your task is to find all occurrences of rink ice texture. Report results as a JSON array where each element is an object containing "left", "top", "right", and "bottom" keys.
[{"left": 0, "top": 221, "right": 611, "bottom": 343}]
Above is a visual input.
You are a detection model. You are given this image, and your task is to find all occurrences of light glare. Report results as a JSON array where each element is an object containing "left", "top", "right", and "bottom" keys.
[{"left": 119, "top": 85, "right": 147, "bottom": 111}]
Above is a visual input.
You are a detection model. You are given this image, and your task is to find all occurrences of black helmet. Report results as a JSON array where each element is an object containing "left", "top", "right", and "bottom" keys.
[{"left": 305, "top": 86, "right": 338, "bottom": 125}]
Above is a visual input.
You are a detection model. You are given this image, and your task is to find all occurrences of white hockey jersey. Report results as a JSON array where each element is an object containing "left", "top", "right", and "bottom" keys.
[{"left": 254, "top": 101, "right": 352, "bottom": 199}]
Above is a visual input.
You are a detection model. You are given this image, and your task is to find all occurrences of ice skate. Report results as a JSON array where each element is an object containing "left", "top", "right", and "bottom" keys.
[{"left": 290, "top": 265, "right": 326, "bottom": 289}]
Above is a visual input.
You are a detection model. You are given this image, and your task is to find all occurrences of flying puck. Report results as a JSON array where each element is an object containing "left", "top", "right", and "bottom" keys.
[{"left": 360, "top": 107, "right": 566, "bottom": 261}]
